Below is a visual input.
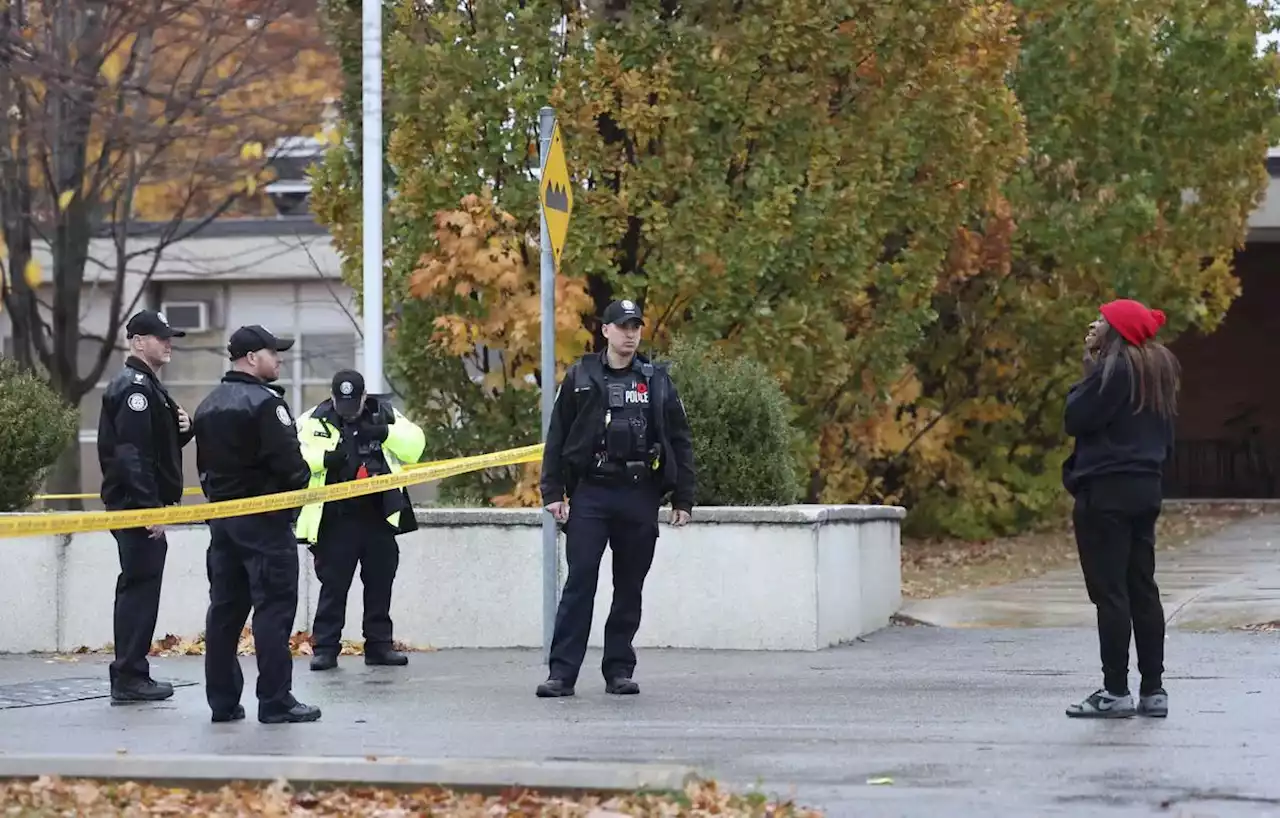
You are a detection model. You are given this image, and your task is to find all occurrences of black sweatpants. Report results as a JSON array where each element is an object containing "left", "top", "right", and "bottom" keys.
[
  {"left": 548, "top": 480, "right": 661, "bottom": 685},
  {"left": 203, "top": 511, "right": 300, "bottom": 718},
  {"left": 310, "top": 504, "right": 400, "bottom": 655},
  {"left": 109, "top": 527, "right": 167, "bottom": 685},
  {"left": 1071, "top": 474, "right": 1166, "bottom": 697}
]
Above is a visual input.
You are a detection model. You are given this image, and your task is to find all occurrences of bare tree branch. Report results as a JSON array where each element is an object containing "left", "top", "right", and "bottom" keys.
[{"left": 1, "top": 0, "right": 340, "bottom": 494}]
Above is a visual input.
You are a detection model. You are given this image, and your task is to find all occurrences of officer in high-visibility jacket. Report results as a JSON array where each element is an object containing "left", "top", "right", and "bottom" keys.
[{"left": 295, "top": 369, "right": 426, "bottom": 671}]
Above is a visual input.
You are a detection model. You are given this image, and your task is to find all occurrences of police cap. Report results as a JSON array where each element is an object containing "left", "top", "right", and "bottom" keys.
[
  {"left": 126, "top": 309, "right": 185, "bottom": 339},
  {"left": 227, "top": 325, "right": 295, "bottom": 359},
  {"left": 331, "top": 369, "right": 365, "bottom": 415},
  {"left": 601, "top": 299, "right": 645, "bottom": 326}
]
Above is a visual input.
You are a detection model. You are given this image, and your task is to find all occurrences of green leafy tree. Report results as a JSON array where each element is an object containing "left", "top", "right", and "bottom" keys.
[
  {"left": 310, "top": 0, "right": 1027, "bottom": 503},
  {"left": 0, "top": 357, "right": 77, "bottom": 511},
  {"left": 312, "top": 0, "right": 1279, "bottom": 534},
  {"left": 891, "top": 0, "right": 1280, "bottom": 537}
]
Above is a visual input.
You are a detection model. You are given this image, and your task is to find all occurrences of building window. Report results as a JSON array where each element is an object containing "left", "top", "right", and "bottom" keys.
[
  {"left": 73, "top": 331, "right": 360, "bottom": 434},
  {"left": 299, "top": 333, "right": 357, "bottom": 382},
  {"left": 293, "top": 332, "right": 357, "bottom": 412}
]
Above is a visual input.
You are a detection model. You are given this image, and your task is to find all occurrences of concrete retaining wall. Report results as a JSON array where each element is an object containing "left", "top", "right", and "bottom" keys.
[{"left": 0, "top": 505, "right": 904, "bottom": 653}]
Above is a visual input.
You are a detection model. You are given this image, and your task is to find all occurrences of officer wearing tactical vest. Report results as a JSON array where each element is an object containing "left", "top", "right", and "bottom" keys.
[
  {"left": 97, "top": 309, "right": 194, "bottom": 705},
  {"left": 536, "top": 299, "right": 696, "bottom": 698},
  {"left": 193, "top": 325, "right": 319, "bottom": 724},
  {"left": 295, "top": 369, "right": 426, "bottom": 671}
]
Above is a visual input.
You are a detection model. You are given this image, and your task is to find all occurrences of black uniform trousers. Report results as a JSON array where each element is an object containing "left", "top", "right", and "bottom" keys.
[
  {"left": 310, "top": 500, "right": 400, "bottom": 655},
  {"left": 1071, "top": 473, "right": 1166, "bottom": 697},
  {"left": 109, "top": 527, "right": 167, "bottom": 685},
  {"left": 204, "top": 510, "right": 299, "bottom": 718},
  {"left": 548, "top": 479, "right": 661, "bottom": 685}
]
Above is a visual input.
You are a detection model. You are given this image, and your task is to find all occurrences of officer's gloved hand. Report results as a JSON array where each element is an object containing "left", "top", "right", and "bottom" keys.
[
  {"left": 323, "top": 448, "right": 348, "bottom": 472},
  {"left": 360, "top": 421, "right": 390, "bottom": 442}
]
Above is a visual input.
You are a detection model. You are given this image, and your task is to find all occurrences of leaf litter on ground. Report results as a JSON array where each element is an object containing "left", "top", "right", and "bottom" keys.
[
  {"left": 0, "top": 775, "right": 823, "bottom": 817},
  {"left": 901, "top": 502, "right": 1268, "bottom": 600},
  {"left": 56, "top": 630, "right": 431, "bottom": 661}
]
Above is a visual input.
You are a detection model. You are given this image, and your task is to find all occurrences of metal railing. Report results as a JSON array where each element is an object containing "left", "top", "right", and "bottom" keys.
[{"left": 1163, "top": 438, "right": 1278, "bottom": 499}]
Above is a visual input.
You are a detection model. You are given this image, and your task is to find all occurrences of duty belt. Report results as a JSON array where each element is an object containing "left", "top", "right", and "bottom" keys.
[{"left": 588, "top": 458, "right": 654, "bottom": 486}]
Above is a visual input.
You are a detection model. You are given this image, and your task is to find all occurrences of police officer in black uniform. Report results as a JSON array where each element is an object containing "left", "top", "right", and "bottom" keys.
[
  {"left": 536, "top": 299, "right": 696, "bottom": 698},
  {"left": 97, "top": 309, "right": 194, "bottom": 704},
  {"left": 192, "top": 325, "right": 319, "bottom": 724}
]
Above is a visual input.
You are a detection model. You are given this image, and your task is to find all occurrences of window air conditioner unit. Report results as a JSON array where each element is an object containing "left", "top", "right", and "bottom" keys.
[{"left": 158, "top": 301, "right": 210, "bottom": 333}]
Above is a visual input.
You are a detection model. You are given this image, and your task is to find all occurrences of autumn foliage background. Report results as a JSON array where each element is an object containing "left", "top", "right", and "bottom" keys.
[{"left": 310, "top": 0, "right": 1280, "bottom": 538}]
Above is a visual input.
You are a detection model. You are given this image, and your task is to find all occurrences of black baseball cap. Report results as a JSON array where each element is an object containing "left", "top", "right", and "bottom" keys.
[
  {"left": 126, "top": 309, "right": 185, "bottom": 339},
  {"left": 331, "top": 369, "right": 365, "bottom": 414},
  {"left": 227, "top": 324, "right": 294, "bottom": 359},
  {"left": 601, "top": 299, "right": 644, "bottom": 326}
]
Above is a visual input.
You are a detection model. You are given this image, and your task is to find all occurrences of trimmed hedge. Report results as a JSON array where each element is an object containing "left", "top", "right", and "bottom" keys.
[
  {"left": 664, "top": 338, "right": 803, "bottom": 506},
  {"left": 0, "top": 357, "right": 78, "bottom": 511}
]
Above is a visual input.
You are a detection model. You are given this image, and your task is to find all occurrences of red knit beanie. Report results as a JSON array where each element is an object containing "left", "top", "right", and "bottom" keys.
[{"left": 1098, "top": 299, "right": 1166, "bottom": 346}]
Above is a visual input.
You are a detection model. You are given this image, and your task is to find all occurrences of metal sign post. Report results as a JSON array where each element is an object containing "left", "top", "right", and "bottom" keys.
[
  {"left": 360, "top": 0, "right": 384, "bottom": 392},
  {"left": 536, "top": 106, "right": 572, "bottom": 661}
]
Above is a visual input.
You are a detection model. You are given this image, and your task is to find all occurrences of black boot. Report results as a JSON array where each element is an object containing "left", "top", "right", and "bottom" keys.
[
  {"left": 259, "top": 699, "right": 322, "bottom": 724},
  {"left": 310, "top": 652, "right": 338, "bottom": 671},
  {"left": 211, "top": 704, "right": 246, "bottom": 723},
  {"left": 536, "top": 677, "right": 575, "bottom": 698},
  {"left": 605, "top": 676, "right": 640, "bottom": 695},
  {"left": 111, "top": 676, "right": 175, "bottom": 704},
  {"left": 365, "top": 647, "right": 408, "bottom": 666}
]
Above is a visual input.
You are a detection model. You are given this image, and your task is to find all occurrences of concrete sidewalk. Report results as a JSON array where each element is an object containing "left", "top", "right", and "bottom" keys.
[
  {"left": 1, "top": 628, "right": 1279, "bottom": 816},
  {"left": 900, "top": 513, "right": 1280, "bottom": 630}
]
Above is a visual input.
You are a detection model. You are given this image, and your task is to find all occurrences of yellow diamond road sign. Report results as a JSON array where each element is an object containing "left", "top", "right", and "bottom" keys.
[{"left": 539, "top": 121, "right": 572, "bottom": 269}]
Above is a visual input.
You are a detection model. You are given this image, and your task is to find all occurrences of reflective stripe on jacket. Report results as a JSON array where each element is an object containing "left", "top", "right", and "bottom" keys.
[{"left": 293, "top": 404, "right": 426, "bottom": 543}]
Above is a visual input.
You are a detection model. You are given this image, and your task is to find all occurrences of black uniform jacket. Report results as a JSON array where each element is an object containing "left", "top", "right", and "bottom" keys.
[
  {"left": 193, "top": 371, "right": 311, "bottom": 503},
  {"left": 98, "top": 356, "right": 194, "bottom": 510},
  {"left": 539, "top": 351, "right": 696, "bottom": 512}
]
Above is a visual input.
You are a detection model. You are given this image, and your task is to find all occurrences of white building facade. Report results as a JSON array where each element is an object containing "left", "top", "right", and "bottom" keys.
[{"left": 1, "top": 216, "right": 368, "bottom": 499}]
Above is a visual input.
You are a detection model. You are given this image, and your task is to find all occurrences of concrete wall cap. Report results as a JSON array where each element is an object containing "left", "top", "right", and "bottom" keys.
[{"left": 410, "top": 504, "right": 906, "bottom": 527}]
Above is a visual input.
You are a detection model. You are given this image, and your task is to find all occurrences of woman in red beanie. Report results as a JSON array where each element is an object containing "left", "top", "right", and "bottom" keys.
[{"left": 1062, "top": 298, "right": 1180, "bottom": 719}]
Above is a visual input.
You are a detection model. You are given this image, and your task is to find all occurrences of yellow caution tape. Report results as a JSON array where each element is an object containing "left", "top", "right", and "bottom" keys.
[
  {"left": 32, "top": 456, "right": 463, "bottom": 502},
  {"left": 3, "top": 444, "right": 543, "bottom": 539}
]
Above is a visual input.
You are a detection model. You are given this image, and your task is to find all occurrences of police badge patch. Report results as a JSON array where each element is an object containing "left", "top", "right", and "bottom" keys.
[
  {"left": 276, "top": 405, "right": 292, "bottom": 426},
  {"left": 127, "top": 393, "right": 148, "bottom": 412}
]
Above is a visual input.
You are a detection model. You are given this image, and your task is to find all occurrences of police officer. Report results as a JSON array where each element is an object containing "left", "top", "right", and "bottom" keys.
[
  {"left": 536, "top": 299, "right": 696, "bottom": 698},
  {"left": 192, "top": 325, "right": 319, "bottom": 724},
  {"left": 97, "top": 309, "right": 194, "bottom": 704},
  {"left": 294, "top": 369, "right": 426, "bottom": 671}
]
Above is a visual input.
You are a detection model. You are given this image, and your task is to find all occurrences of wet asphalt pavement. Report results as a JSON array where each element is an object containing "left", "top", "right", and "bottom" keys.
[{"left": 1, "top": 624, "right": 1278, "bottom": 817}]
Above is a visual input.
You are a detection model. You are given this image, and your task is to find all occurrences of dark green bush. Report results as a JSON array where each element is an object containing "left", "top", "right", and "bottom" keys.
[
  {"left": 0, "top": 357, "right": 78, "bottom": 511},
  {"left": 664, "top": 338, "right": 803, "bottom": 506}
]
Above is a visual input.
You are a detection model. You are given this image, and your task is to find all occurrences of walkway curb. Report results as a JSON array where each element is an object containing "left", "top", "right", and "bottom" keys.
[{"left": 0, "top": 753, "right": 700, "bottom": 793}]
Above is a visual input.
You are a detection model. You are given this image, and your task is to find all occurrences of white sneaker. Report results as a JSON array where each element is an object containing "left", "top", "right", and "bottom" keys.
[
  {"left": 1138, "top": 689, "right": 1168, "bottom": 718},
  {"left": 1065, "top": 688, "right": 1136, "bottom": 718}
]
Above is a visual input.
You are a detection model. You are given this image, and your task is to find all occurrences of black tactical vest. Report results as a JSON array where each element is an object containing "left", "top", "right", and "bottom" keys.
[{"left": 599, "top": 364, "right": 654, "bottom": 464}]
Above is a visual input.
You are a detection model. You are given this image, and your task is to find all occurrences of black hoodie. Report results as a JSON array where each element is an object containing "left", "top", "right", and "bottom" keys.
[{"left": 1061, "top": 355, "right": 1174, "bottom": 495}]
